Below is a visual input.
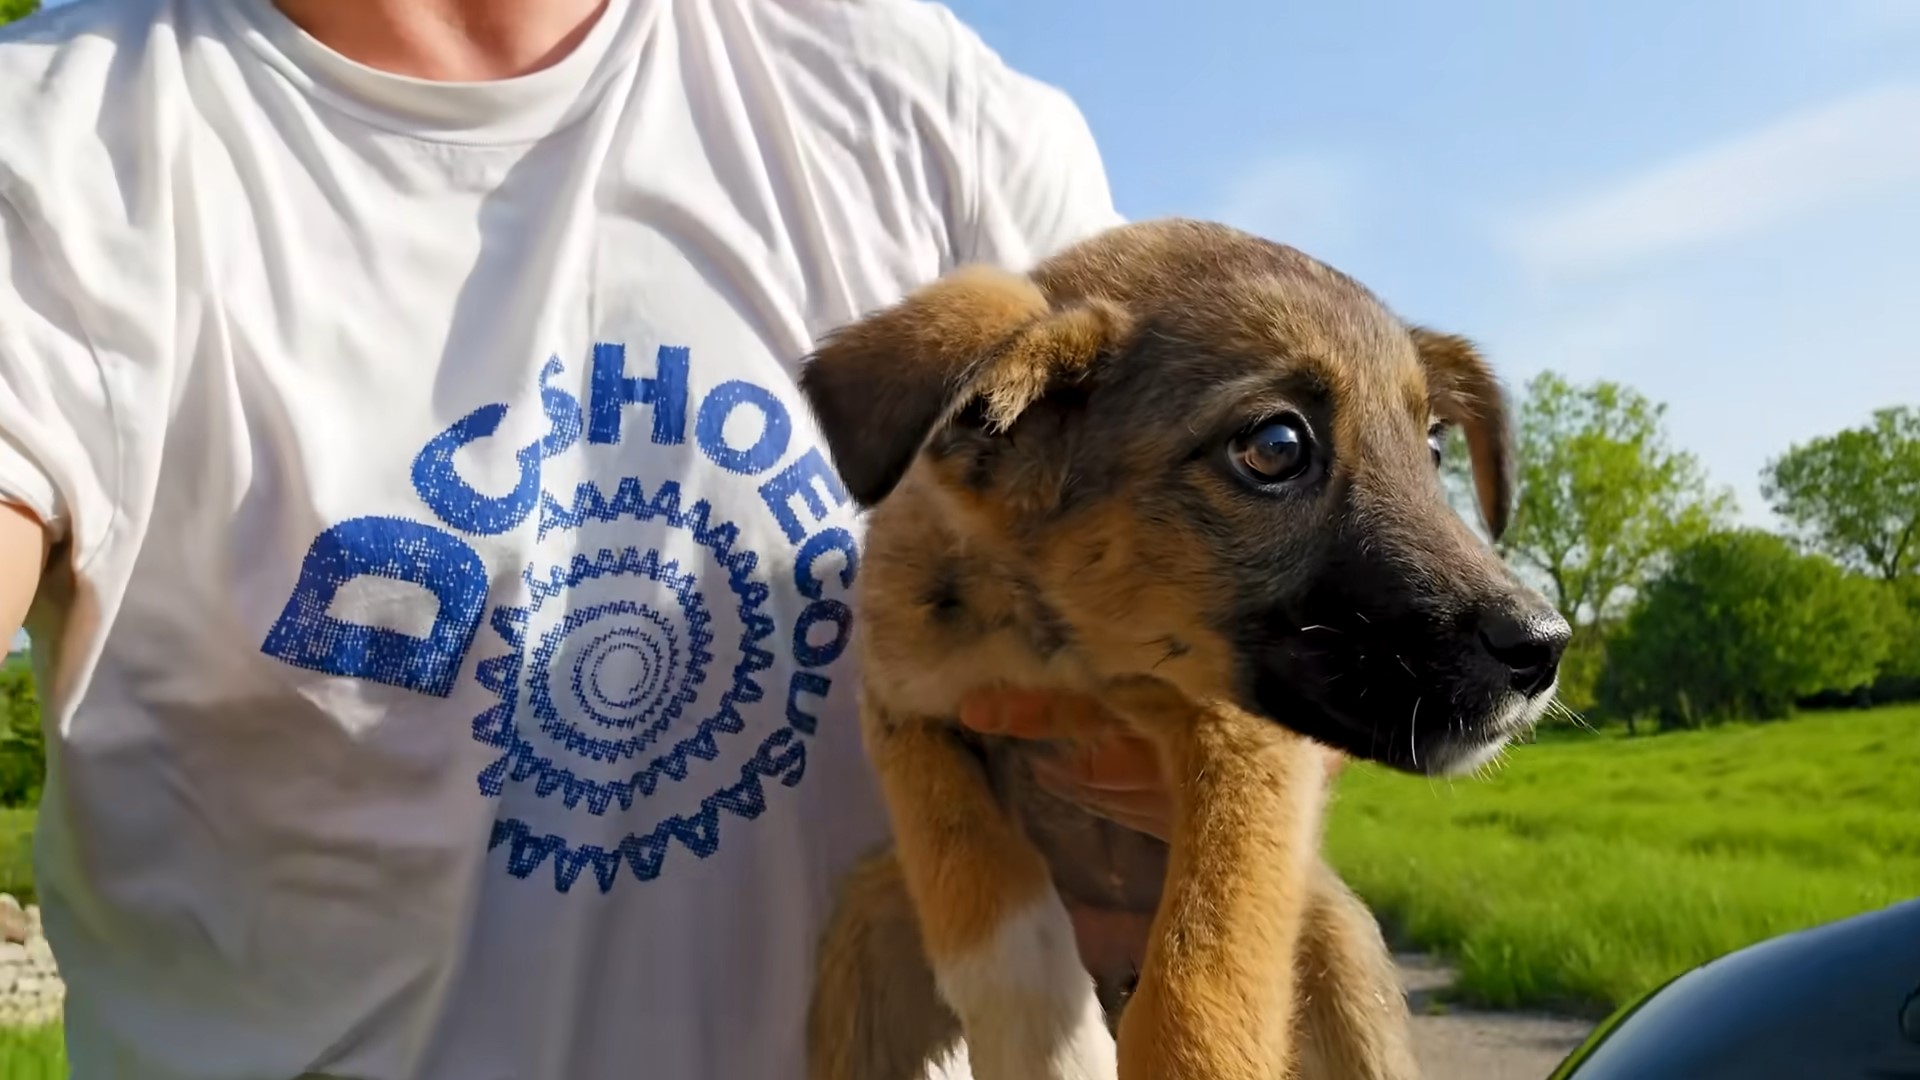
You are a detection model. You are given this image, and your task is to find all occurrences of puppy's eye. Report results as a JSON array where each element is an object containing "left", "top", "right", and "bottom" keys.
[
  {"left": 1428, "top": 423, "right": 1446, "bottom": 469},
  {"left": 1231, "top": 417, "right": 1313, "bottom": 484}
]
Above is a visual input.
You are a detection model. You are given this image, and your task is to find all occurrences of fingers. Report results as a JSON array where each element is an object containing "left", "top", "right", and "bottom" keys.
[
  {"left": 1072, "top": 790, "right": 1172, "bottom": 842},
  {"left": 955, "top": 688, "right": 1052, "bottom": 737},
  {"left": 956, "top": 687, "right": 1115, "bottom": 740},
  {"left": 1066, "top": 902, "right": 1155, "bottom": 976},
  {"left": 1033, "top": 756, "right": 1173, "bottom": 842},
  {"left": 1034, "top": 735, "right": 1160, "bottom": 793},
  {"left": 958, "top": 689, "right": 1174, "bottom": 838}
]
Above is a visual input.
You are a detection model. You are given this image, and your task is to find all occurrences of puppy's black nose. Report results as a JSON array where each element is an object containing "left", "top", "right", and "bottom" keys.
[{"left": 1477, "top": 607, "right": 1572, "bottom": 698}]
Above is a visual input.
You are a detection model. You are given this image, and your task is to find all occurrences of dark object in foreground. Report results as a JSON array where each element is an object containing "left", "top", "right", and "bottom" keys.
[{"left": 1548, "top": 897, "right": 1920, "bottom": 1079}]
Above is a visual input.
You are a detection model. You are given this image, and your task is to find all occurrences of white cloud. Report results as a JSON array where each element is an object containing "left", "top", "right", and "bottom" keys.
[
  {"left": 1501, "top": 82, "right": 1920, "bottom": 276},
  {"left": 1209, "top": 153, "right": 1363, "bottom": 263}
]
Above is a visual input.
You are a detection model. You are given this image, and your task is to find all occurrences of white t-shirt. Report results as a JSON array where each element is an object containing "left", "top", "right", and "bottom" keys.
[{"left": 0, "top": 1, "right": 1122, "bottom": 1076}]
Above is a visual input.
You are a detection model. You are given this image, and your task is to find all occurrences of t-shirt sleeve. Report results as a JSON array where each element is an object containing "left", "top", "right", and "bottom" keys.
[
  {"left": 0, "top": 191, "right": 117, "bottom": 554},
  {"left": 948, "top": 15, "right": 1126, "bottom": 270}
]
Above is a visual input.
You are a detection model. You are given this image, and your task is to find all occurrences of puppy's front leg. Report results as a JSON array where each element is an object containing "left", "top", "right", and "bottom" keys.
[
  {"left": 1107, "top": 682, "right": 1327, "bottom": 1080},
  {"left": 1294, "top": 861, "right": 1420, "bottom": 1080},
  {"left": 865, "top": 702, "right": 1117, "bottom": 1080}
]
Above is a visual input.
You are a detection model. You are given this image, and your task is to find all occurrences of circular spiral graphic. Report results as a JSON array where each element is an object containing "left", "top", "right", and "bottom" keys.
[
  {"left": 470, "top": 467, "right": 822, "bottom": 895},
  {"left": 524, "top": 600, "right": 695, "bottom": 764},
  {"left": 525, "top": 578, "right": 713, "bottom": 765},
  {"left": 576, "top": 624, "right": 671, "bottom": 719}
]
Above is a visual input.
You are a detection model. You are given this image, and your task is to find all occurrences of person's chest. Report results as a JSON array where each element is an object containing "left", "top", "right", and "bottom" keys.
[{"left": 83, "top": 56, "right": 954, "bottom": 827}]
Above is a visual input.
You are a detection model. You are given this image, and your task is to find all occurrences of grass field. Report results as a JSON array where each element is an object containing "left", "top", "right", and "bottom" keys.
[
  {"left": 0, "top": 808, "right": 32, "bottom": 905},
  {"left": 0, "top": 1026, "right": 62, "bottom": 1079},
  {"left": 1325, "top": 703, "right": 1920, "bottom": 1015}
]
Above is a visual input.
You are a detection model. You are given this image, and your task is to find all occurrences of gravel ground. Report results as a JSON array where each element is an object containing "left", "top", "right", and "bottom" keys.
[
  {"left": 0, "top": 895, "right": 62, "bottom": 1028},
  {"left": 1399, "top": 952, "right": 1596, "bottom": 1080}
]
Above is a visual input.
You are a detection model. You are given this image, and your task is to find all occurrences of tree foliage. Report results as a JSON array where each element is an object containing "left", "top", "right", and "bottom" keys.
[
  {"left": 1600, "top": 530, "right": 1900, "bottom": 727},
  {"left": 1436, "top": 375, "right": 1736, "bottom": 717},
  {"left": 0, "top": 0, "right": 38, "bottom": 27},
  {"left": 1761, "top": 406, "right": 1920, "bottom": 582},
  {"left": 1498, "top": 373, "right": 1735, "bottom": 629},
  {"left": 1874, "top": 575, "right": 1920, "bottom": 699},
  {"left": 0, "top": 662, "right": 44, "bottom": 807}
]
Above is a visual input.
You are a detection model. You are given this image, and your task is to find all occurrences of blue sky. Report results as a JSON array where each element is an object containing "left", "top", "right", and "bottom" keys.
[{"left": 955, "top": 0, "right": 1920, "bottom": 522}]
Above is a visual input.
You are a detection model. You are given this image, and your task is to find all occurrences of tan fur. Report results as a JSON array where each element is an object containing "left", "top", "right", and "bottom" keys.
[
  {"left": 863, "top": 709, "right": 1059, "bottom": 961},
  {"left": 799, "top": 219, "right": 1554, "bottom": 1079},
  {"left": 1101, "top": 679, "right": 1326, "bottom": 1080},
  {"left": 807, "top": 853, "right": 961, "bottom": 1080},
  {"left": 1294, "top": 864, "right": 1423, "bottom": 1080},
  {"left": 1408, "top": 327, "right": 1515, "bottom": 536}
]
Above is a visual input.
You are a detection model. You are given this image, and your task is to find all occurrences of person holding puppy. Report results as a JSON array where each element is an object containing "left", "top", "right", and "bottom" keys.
[{"left": 0, "top": 0, "right": 1324, "bottom": 1076}]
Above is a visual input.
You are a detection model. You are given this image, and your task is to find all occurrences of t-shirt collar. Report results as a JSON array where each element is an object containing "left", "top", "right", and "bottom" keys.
[{"left": 219, "top": 0, "right": 648, "bottom": 145}]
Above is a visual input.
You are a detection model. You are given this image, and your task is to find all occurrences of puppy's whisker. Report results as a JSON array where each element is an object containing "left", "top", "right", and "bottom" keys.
[
  {"left": 1408, "top": 696, "right": 1422, "bottom": 769},
  {"left": 1550, "top": 699, "right": 1594, "bottom": 733}
]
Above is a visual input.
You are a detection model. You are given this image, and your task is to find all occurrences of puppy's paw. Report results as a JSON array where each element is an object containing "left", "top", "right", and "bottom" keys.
[{"left": 935, "top": 891, "right": 1118, "bottom": 1080}]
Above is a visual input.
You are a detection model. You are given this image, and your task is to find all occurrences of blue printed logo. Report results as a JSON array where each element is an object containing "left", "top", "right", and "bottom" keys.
[{"left": 262, "top": 341, "right": 861, "bottom": 895}]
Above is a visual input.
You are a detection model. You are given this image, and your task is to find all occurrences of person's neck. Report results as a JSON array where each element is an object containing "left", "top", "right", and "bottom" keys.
[{"left": 272, "top": 0, "right": 611, "bottom": 82}]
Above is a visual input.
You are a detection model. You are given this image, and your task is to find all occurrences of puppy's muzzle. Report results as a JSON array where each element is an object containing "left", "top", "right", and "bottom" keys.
[
  {"left": 1472, "top": 602, "right": 1573, "bottom": 705},
  {"left": 1237, "top": 572, "right": 1572, "bottom": 777}
]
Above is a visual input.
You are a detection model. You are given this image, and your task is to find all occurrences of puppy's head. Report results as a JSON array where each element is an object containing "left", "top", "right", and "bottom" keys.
[{"left": 800, "top": 219, "right": 1570, "bottom": 776}]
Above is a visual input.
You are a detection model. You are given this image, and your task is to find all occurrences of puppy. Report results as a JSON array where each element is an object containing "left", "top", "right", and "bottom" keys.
[{"left": 799, "top": 219, "right": 1570, "bottom": 1079}]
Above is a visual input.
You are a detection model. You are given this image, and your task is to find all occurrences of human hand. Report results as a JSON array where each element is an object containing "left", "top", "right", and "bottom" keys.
[
  {"left": 958, "top": 687, "right": 1175, "bottom": 841},
  {"left": 955, "top": 687, "right": 1347, "bottom": 845},
  {"left": 957, "top": 686, "right": 1346, "bottom": 979}
]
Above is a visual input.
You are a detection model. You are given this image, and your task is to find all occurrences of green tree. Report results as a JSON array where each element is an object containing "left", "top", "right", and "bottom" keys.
[
  {"left": 1600, "top": 530, "right": 1899, "bottom": 728},
  {"left": 0, "top": 662, "right": 43, "bottom": 807},
  {"left": 1443, "top": 374, "right": 1733, "bottom": 715},
  {"left": 1500, "top": 373, "right": 1735, "bottom": 624},
  {"left": 1873, "top": 575, "right": 1920, "bottom": 701},
  {"left": 1761, "top": 406, "right": 1920, "bottom": 582},
  {"left": 0, "top": 0, "right": 39, "bottom": 26}
]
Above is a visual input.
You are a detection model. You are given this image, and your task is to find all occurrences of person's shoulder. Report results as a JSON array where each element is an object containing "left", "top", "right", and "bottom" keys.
[
  {"left": 0, "top": 0, "right": 177, "bottom": 97},
  {"left": 728, "top": 0, "right": 1118, "bottom": 267},
  {"left": 735, "top": 0, "right": 1024, "bottom": 103},
  {"left": 755, "top": 0, "right": 970, "bottom": 60},
  {"left": 0, "top": 0, "right": 190, "bottom": 187}
]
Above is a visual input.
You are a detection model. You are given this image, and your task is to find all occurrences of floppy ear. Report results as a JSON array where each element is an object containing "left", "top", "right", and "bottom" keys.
[
  {"left": 798, "top": 264, "right": 1129, "bottom": 507},
  {"left": 1409, "top": 327, "right": 1515, "bottom": 540}
]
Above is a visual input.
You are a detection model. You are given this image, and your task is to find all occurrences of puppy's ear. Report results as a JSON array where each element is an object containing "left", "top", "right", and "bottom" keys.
[
  {"left": 1410, "top": 328, "right": 1515, "bottom": 540},
  {"left": 799, "top": 264, "right": 1128, "bottom": 506}
]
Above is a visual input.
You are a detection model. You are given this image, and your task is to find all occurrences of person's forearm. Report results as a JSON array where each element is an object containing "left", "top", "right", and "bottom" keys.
[{"left": 0, "top": 502, "right": 46, "bottom": 644}]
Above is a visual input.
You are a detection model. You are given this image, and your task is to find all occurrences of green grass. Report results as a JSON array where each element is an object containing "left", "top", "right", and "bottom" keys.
[
  {"left": 0, "top": 808, "right": 32, "bottom": 906},
  {"left": 0, "top": 808, "right": 51, "bottom": 1078},
  {"left": 0, "top": 1025, "right": 63, "bottom": 1079},
  {"left": 1324, "top": 703, "right": 1920, "bottom": 1016}
]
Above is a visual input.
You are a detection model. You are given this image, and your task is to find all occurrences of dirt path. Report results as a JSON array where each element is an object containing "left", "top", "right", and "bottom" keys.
[{"left": 1397, "top": 953, "right": 1596, "bottom": 1080}]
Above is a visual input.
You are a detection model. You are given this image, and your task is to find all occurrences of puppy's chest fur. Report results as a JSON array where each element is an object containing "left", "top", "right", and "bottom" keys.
[{"left": 858, "top": 480, "right": 1170, "bottom": 1020}]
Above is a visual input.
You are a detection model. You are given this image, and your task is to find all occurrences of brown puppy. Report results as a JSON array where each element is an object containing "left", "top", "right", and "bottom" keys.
[{"left": 799, "top": 219, "right": 1570, "bottom": 1079}]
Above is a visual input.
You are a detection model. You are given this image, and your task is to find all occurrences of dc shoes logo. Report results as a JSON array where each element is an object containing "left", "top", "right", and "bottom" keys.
[{"left": 260, "top": 342, "right": 860, "bottom": 895}]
